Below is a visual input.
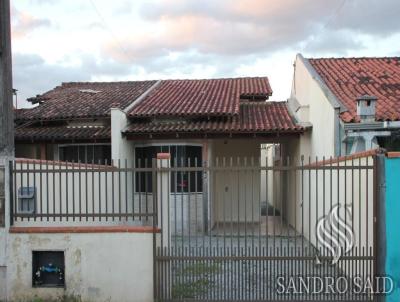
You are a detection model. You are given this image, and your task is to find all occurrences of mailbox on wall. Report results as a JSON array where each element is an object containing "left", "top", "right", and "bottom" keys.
[{"left": 32, "top": 251, "right": 65, "bottom": 287}]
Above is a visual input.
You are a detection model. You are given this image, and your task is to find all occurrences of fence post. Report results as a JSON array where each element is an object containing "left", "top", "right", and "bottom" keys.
[
  {"left": 375, "top": 153, "right": 386, "bottom": 302},
  {"left": 156, "top": 153, "right": 170, "bottom": 248}
]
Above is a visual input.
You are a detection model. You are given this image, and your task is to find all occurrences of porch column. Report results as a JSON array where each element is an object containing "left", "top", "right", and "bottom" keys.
[{"left": 156, "top": 153, "right": 170, "bottom": 248}]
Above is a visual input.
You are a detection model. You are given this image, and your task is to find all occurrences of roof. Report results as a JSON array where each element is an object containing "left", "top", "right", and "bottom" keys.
[
  {"left": 14, "top": 125, "right": 110, "bottom": 142},
  {"left": 123, "top": 102, "right": 304, "bottom": 136},
  {"left": 128, "top": 77, "right": 272, "bottom": 117},
  {"left": 15, "top": 81, "right": 157, "bottom": 121},
  {"left": 308, "top": 57, "right": 400, "bottom": 122}
]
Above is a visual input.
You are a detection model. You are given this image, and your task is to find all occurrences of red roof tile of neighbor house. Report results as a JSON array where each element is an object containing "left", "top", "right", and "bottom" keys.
[
  {"left": 14, "top": 125, "right": 111, "bottom": 141},
  {"left": 15, "top": 81, "right": 157, "bottom": 121},
  {"left": 129, "top": 77, "right": 272, "bottom": 117},
  {"left": 124, "top": 102, "right": 304, "bottom": 135},
  {"left": 308, "top": 57, "right": 400, "bottom": 122}
]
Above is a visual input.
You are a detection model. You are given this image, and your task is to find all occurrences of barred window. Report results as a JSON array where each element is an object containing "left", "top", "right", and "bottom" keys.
[
  {"left": 135, "top": 145, "right": 202, "bottom": 193},
  {"left": 59, "top": 144, "right": 111, "bottom": 164}
]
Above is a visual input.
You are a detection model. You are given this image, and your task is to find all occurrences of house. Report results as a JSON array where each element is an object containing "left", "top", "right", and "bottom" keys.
[
  {"left": 14, "top": 80, "right": 157, "bottom": 162},
  {"left": 14, "top": 77, "right": 308, "bottom": 233},
  {"left": 8, "top": 76, "right": 381, "bottom": 302},
  {"left": 288, "top": 54, "right": 400, "bottom": 159}
]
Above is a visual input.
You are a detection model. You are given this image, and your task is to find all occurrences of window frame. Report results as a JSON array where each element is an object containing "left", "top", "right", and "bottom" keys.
[
  {"left": 58, "top": 143, "right": 111, "bottom": 164},
  {"left": 134, "top": 143, "right": 203, "bottom": 194}
]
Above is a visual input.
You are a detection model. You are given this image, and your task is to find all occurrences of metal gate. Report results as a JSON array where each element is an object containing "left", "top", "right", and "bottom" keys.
[{"left": 154, "top": 155, "right": 378, "bottom": 301}]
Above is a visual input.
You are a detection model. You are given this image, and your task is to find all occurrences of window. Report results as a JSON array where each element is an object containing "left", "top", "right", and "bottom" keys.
[
  {"left": 59, "top": 144, "right": 111, "bottom": 164},
  {"left": 32, "top": 251, "right": 65, "bottom": 287},
  {"left": 135, "top": 145, "right": 202, "bottom": 193},
  {"left": 18, "top": 187, "right": 36, "bottom": 214}
]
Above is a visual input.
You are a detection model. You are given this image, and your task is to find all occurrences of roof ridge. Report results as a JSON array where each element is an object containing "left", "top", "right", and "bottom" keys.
[
  {"left": 61, "top": 80, "right": 156, "bottom": 86},
  {"left": 308, "top": 56, "right": 400, "bottom": 61}
]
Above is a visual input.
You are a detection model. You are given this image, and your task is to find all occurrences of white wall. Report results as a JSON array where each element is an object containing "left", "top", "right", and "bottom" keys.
[
  {"left": 289, "top": 54, "right": 339, "bottom": 160},
  {"left": 13, "top": 161, "right": 152, "bottom": 227},
  {"left": 7, "top": 232, "right": 154, "bottom": 302},
  {"left": 111, "top": 108, "right": 134, "bottom": 161}
]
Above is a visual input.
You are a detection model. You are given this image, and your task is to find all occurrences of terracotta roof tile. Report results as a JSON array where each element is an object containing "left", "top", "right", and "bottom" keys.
[
  {"left": 129, "top": 77, "right": 272, "bottom": 117},
  {"left": 15, "top": 125, "right": 111, "bottom": 141},
  {"left": 15, "top": 81, "right": 157, "bottom": 121},
  {"left": 124, "top": 102, "right": 304, "bottom": 135},
  {"left": 308, "top": 57, "right": 400, "bottom": 122}
]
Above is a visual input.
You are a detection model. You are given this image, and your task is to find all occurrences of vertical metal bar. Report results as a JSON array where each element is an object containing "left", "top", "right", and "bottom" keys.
[
  {"left": 66, "top": 161, "right": 70, "bottom": 222},
  {"left": 223, "top": 157, "right": 226, "bottom": 251},
  {"left": 188, "top": 157, "right": 191, "bottom": 251},
  {"left": 152, "top": 157, "right": 157, "bottom": 301},
  {"left": 39, "top": 160, "right": 43, "bottom": 221},
  {"left": 131, "top": 159, "right": 135, "bottom": 220},
  {"left": 85, "top": 161, "right": 88, "bottom": 221},
  {"left": 78, "top": 160, "right": 82, "bottom": 221},
  {"left": 13, "top": 161, "right": 17, "bottom": 224},
  {"left": 92, "top": 160, "right": 95, "bottom": 221},
  {"left": 373, "top": 155, "right": 378, "bottom": 292},
  {"left": 118, "top": 159, "right": 121, "bottom": 221},
  {"left": 138, "top": 158, "right": 142, "bottom": 221},
  {"left": 105, "top": 159, "right": 108, "bottom": 221},
  {"left": 244, "top": 157, "right": 247, "bottom": 250},
  {"left": 300, "top": 155, "right": 304, "bottom": 255},
  {"left": 45, "top": 160, "right": 49, "bottom": 222},
  {"left": 71, "top": 161, "right": 75, "bottom": 222},
  {"left": 195, "top": 157, "right": 198, "bottom": 250},
  {"left": 58, "top": 161, "right": 62, "bottom": 222},
  {"left": 125, "top": 159, "right": 128, "bottom": 221},
  {"left": 98, "top": 159, "right": 102, "bottom": 222},
  {"left": 33, "top": 160, "right": 36, "bottom": 221},
  {"left": 237, "top": 157, "right": 240, "bottom": 250},
  {"left": 180, "top": 157, "right": 184, "bottom": 250},
  {"left": 9, "top": 161, "right": 14, "bottom": 226},
  {"left": 111, "top": 159, "right": 115, "bottom": 221}
]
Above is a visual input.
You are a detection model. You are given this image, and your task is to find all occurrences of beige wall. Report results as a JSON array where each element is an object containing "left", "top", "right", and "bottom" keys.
[
  {"left": 7, "top": 232, "right": 154, "bottom": 302},
  {"left": 285, "top": 156, "right": 375, "bottom": 270},
  {"left": 289, "top": 54, "right": 339, "bottom": 160},
  {"left": 211, "top": 139, "right": 261, "bottom": 224}
]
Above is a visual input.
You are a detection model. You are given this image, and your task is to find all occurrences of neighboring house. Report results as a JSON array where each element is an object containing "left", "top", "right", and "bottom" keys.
[
  {"left": 14, "top": 80, "right": 157, "bottom": 163},
  {"left": 288, "top": 54, "right": 400, "bottom": 159}
]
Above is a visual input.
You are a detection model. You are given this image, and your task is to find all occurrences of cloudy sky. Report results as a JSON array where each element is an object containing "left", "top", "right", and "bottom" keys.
[{"left": 11, "top": 0, "right": 400, "bottom": 108}]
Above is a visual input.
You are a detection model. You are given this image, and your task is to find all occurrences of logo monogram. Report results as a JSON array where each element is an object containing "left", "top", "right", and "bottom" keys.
[{"left": 316, "top": 204, "right": 354, "bottom": 265}]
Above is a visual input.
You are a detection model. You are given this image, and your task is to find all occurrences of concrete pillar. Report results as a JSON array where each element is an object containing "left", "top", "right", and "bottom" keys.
[
  {"left": 111, "top": 107, "right": 132, "bottom": 161},
  {"left": 156, "top": 153, "right": 171, "bottom": 248}
]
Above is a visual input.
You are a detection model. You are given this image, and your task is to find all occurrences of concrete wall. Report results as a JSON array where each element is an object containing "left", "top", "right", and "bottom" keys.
[
  {"left": 7, "top": 232, "right": 154, "bottom": 302},
  {"left": 289, "top": 54, "right": 339, "bottom": 160},
  {"left": 286, "top": 155, "right": 375, "bottom": 266},
  {"left": 111, "top": 108, "right": 134, "bottom": 161},
  {"left": 385, "top": 157, "right": 400, "bottom": 302}
]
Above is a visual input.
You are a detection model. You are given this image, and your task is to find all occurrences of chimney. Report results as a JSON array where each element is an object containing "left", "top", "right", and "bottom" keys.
[{"left": 356, "top": 95, "right": 377, "bottom": 122}]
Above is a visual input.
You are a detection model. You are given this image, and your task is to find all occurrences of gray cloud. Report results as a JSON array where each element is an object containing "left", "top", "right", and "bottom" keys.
[
  {"left": 12, "top": 53, "right": 134, "bottom": 107},
  {"left": 104, "top": 0, "right": 399, "bottom": 63}
]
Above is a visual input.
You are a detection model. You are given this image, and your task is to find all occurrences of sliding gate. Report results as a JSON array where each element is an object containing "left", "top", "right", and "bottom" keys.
[{"left": 154, "top": 155, "right": 378, "bottom": 301}]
